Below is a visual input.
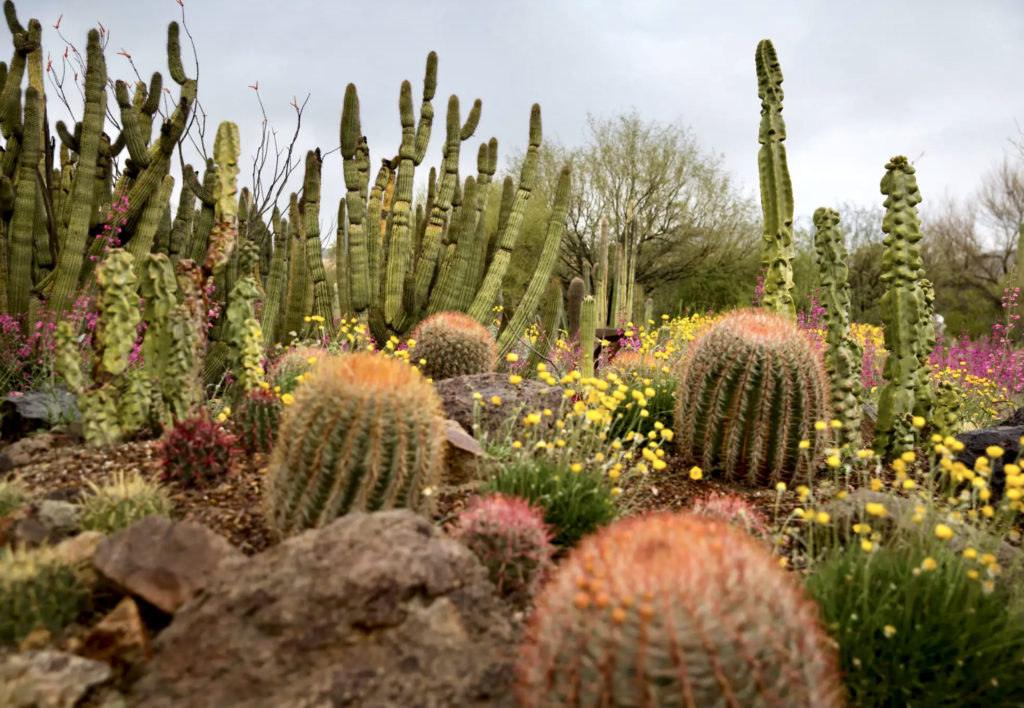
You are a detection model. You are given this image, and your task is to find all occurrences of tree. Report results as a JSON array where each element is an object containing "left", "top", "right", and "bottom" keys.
[{"left": 509, "top": 110, "right": 759, "bottom": 316}]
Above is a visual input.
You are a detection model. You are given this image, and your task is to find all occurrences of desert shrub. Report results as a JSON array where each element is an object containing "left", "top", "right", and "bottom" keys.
[
  {"left": 606, "top": 351, "right": 676, "bottom": 442},
  {"left": 79, "top": 470, "right": 173, "bottom": 533},
  {"left": 0, "top": 545, "right": 89, "bottom": 645},
  {"left": 0, "top": 477, "right": 27, "bottom": 517},
  {"left": 806, "top": 540, "right": 1024, "bottom": 707}
]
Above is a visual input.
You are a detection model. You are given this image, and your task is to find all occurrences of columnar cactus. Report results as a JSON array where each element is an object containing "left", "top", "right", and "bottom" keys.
[
  {"left": 813, "top": 206, "right": 863, "bottom": 449},
  {"left": 675, "top": 308, "right": 829, "bottom": 486},
  {"left": 410, "top": 310, "right": 497, "bottom": 381},
  {"left": 595, "top": 218, "right": 610, "bottom": 328},
  {"left": 515, "top": 512, "right": 844, "bottom": 708},
  {"left": 264, "top": 352, "right": 446, "bottom": 538},
  {"left": 874, "top": 156, "right": 929, "bottom": 456},
  {"left": 755, "top": 39, "right": 797, "bottom": 321},
  {"left": 579, "top": 295, "right": 596, "bottom": 380},
  {"left": 566, "top": 276, "right": 585, "bottom": 337}
]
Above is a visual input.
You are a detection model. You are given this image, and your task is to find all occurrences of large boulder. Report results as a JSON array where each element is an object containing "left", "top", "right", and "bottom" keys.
[
  {"left": 953, "top": 425, "right": 1024, "bottom": 497},
  {"left": 129, "top": 510, "right": 519, "bottom": 708},
  {"left": 433, "top": 372, "right": 563, "bottom": 441},
  {"left": 0, "top": 650, "right": 111, "bottom": 708}
]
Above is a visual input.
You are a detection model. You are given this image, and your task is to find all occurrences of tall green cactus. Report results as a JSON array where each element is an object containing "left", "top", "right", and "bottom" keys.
[
  {"left": 813, "top": 206, "right": 862, "bottom": 449},
  {"left": 579, "top": 295, "right": 596, "bottom": 380},
  {"left": 676, "top": 308, "right": 829, "bottom": 486},
  {"left": 516, "top": 512, "right": 844, "bottom": 708},
  {"left": 566, "top": 275, "right": 584, "bottom": 337},
  {"left": 264, "top": 352, "right": 445, "bottom": 538},
  {"left": 526, "top": 277, "right": 563, "bottom": 371},
  {"left": 299, "top": 150, "right": 332, "bottom": 336},
  {"left": 6, "top": 84, "right": 39, "bottom": 324},
  {"left": 594, "top": 218, "right": 609, "bottom": 327},
  {"left": 874, "top": 156, "right": 928, "bottom": 457},
  {"left": 755, "top": 39, "right": 796, "bottom": 321}
]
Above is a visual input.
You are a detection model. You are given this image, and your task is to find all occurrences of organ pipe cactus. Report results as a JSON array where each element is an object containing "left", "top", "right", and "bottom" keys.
[
  {"left": 813, "top": 206, "right": 863, "bottom": 449},
  {"left": 676, "top": 308, "right": 830, "bottom": 486},
  {"left": 874, "top": 156, "right": 929, "bottom": 456},
  {"left": 264, "top": 352, "right": 446, "bottom": 538},
  {"left": 579, "top": 295, "right": 596, "bottom": 380},
  {"left": 515, "top": 512, "right": 844, "bottom": 708},
  {"left": 755, "top": 39, "right": 797, "bottom": 321},
  {"left": 566, "top": 276, "right": 584, "bottom": 337}
]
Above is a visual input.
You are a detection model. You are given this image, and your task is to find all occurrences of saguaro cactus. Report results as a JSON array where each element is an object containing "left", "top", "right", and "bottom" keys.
[
  {"left": 813, "top": 206, "right": 862, "bottom": 449},
  {"left": 755, "top": 39, "right": 796, "bottom": 320},
  {"left": 874, "top": 156, "right": 929, "bottom": 456}
]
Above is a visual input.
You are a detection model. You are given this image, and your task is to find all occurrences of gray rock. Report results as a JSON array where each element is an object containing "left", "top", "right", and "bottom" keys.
[
  {"left": 2, "top": 432, "right": 65, "bottom": 468},
  {"left": 129, "top": 510, "right": 518, "bottom": 708},
  {"left": 38, "top": 500, "right": 80, "bottom": 535},
  {"left": 0, "top": 387, "right": 79, "bottom": 441},
  {"left": 0, "top": 650, "right": 112, "bottom": 708},
  {"left": 953, "top": 425, "right": 1024, "bottom": 497},
  {"left": 443, "top": 419, "right": 490, "bottom": 486},
  {"left": 433, "top": 372, "right": 564, "bottom": 442},
  {"left": 93, "top": 515, "right": 244, "bottom": 615}
]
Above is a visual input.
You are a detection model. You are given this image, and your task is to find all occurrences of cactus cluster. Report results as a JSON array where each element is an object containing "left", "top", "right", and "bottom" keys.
[
  {"left": 79, "top": 470, "right": 173, "bottom": 534},
  {"left": 231, "top": 388, "right": 284, "bottom": 454},
  {"left": 0, "top": 545, "right": 89, "bottom": 645},
  {"left": 157, "top": 414, "right": 240, "bottom": 489},
  {"left": 410, "top": 310, "right": 497, "bottom": 381},
  {"left": 449, "top": 493, "right": 555, "bottom": 604},
  {"left": 675, "top": 308, "right": 830, "bottom": 486},
  {"left": 515, "top": 512, "right": 844, "bottom": 708},
  {"left": 813, "top": 206, "right": 863, "bottom": 449},
  {"left": 873, "top": 156, "right": 932, "bottom": 456},
  {"left": 264, "top": 352, "right": 445, "bottom": 538}
]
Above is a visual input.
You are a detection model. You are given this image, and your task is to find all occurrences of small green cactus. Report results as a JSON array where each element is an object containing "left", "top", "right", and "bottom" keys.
[
  {"left": 94, "top": 249, "right": 141, "bottom": 377},
  {"left": 0, "top": 545, "right": 89, "bottom": 645},
  {"left": 410, "top": 311, "right": 497, "bottom": 381},
  {"left": 264, "top": 352, "right": 446, "bottom": 538},
  {"left": 79, "top": 470, "right": 173, "bottom": 534},
  {"left": 675, "top": 308, "right": 830, "bottom": 486},
  {"left": 515, "top": 512, "right": 843, "bottom": 708},
  {"left": 232, "top": 389, "right": 284, "bottom": 454}
]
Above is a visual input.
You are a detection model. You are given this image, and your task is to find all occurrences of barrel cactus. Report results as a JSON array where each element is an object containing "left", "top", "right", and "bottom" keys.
[
  {"left": 675, "top": 308, "right": 829, "bottom": 486},
  {"left": 232, "top": 389, "right": 284, "bottom": 454},
  {"left": 1, "top": 546, "right": 89, "bottom": 645},
  {"left": 264, "top": 352, "right": 446, "bottom": 538},
  {"left": 410, "top": 310, "right": 497, "bottom": 381},
  {"left": 515, "top": 512, "right": 843, "bottom": 708}
]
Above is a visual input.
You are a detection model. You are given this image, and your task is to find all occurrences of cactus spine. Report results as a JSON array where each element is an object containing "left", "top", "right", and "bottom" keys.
[
  {"left": 515, "top": 512, "right": 844, "bottom": 708},
  {"left": 676, "top": 308, "right": 829, "bottom": 486},
  {"left": 874, "top": 156, "right": 930, "bottom": 456},
  {"left": 813, "top": 206, "right": 862, "bottom": 450},
  {"left": 755, "top": 39, "right": 796, "bottom": 321},
  {"left": 264, "top": 352, "right": 445, "bottom": 537}
]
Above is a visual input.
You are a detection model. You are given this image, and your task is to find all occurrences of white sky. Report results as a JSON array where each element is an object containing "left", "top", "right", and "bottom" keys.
[{"left": 9, "top": 0, "right": 1024, "bottom": 234}]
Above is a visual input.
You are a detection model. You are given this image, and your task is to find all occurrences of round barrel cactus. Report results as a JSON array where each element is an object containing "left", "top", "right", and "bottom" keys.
[
  {"left": 675, "top": 308, "right": 829, "bottom": 486},
  {"left": 516, "top": 512, "right": 843, "bottom": 708},
  {"left": 264, "top": 352, "right": 446, "bottom": 537},
  {"left": 410, "top": 311, "right": 497, "bottom": 381}
]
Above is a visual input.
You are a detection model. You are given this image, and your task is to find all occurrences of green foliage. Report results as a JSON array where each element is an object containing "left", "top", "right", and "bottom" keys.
[
  {"left": 79, "top": 470, "right": 173, "bottom": 534},
  {"left": 0, "top": 546, "right": 89, "bottom": 645},
  {"left": 606, "top": 351, "right": 676, "bottom": 442},
  {"left": 806, "top": 541, "right": 1024, "bottom": 708},
  {"left": 675, "top": 308, "right": 830, "bottom": 486},
  {"left": 485, "top": 456, "right": 616, "bottom": 549},
  {"left": 264, "top": 353, "right": 445, "bottom": 538},
  {"left": 410, "top": 310, "right": 497, "bottom": 381},
  {"left": 516, "top": 512, "right": 844, "bottom": 707}
]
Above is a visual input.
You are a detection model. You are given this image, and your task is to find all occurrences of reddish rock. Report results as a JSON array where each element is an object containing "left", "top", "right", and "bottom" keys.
[
  {"left": 129, "top": 510, "right": 518, "bottom": 708},
  {"left": 92, "top": 515, "right": 243, "bottom": 614},
  {"left": 81, "top": 597, "right": 150, "bottom": 665}
]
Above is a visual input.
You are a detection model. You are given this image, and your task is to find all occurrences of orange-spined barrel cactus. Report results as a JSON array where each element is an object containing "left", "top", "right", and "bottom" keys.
[
  {"left": 515, "top": 512, "right": 844, "bottom": 708},
  {"left": 410, "top": 310, "right": 497, "bottom": 381},
  {"left": 675, "top": 308, "right": 829, "bottom": 486},
  {"left": 264, "top": 352, "right": 445, "bottom": 537}
]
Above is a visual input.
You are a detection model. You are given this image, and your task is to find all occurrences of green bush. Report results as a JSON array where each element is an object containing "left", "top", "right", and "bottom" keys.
[
  {"left": 79, "top": 470, "right": 173, "bottom": 534},
  {"left": 485, "top": 457, "right": 616, "bottom": 548},
  {"left": 605, "top": 351, "right": 676, "bottom": 443},
  {"left": 806, "top": 541, "right": 1024, "bottom": 707}
]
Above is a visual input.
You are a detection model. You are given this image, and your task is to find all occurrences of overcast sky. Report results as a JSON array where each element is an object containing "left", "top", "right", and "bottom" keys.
[{"left": 10, "top": 0, "right": 1024, "bottom": 237}]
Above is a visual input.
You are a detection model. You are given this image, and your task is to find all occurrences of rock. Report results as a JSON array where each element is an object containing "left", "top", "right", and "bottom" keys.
[
  {"left": 434, "top": 372, "right": 564, "bottom": 441},
  {"left": 0, "top": 650, "right": 112, "bottom": 708},
  {"left": 38, "top": 500, "right": 80, "bottom": 535},
  {"left": 1, "top": 432, "right": 66, "bottom": 468},
  {"left": 997, "top": 406, "right": 1024, "bottom": 427},
  {"left": 0, "top": 451, "right": 11, "bottom": 473},
  {"left": 82, "top": 597, "right": 151, "bottom": 665},
  {"left": 953, "top": 425, "right": 1023, "bottom": 496},
  {"left": 129, "top": 510, "right": 518, "bottom": 708},
  {"left": 0, "top": 387, "right": 79, "bottom": 443},
  {"left": 443, "top": 419, "right": 490, "bottom": 486},
  {"left": 54, "top": 531, "right": 105, "bottom": 567},
  {"left": 860, "top": 402, "right": 877, "bottom": 447},
  {"left": 93, "top": 516, "right": 244, "bottom": 615}
]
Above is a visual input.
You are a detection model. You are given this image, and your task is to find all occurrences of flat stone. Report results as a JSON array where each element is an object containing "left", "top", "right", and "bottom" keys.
[
  {"left": 0, "top": 650, "right": 112, "bottom": 708},
  {"left": 93, "top": 516, "right": 244, "bottom": 615}
]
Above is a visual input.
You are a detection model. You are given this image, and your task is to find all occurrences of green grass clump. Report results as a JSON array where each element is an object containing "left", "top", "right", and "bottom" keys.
[
  {"left": 0, "top": 477, "right": 28, "bottom": 517},
  {"left": 485, "top": 456, "right": 616, "bottom": 549},
  {"left": 79, "top": 470, "right": 173, "bottom": 534},
  {"left": 806, "top": 540, "right": 1024, "bottom": 707}
]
